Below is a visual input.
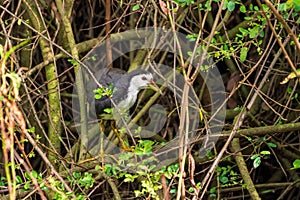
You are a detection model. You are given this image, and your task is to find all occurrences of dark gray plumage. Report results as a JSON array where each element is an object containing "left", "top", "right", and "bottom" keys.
[{"left": 87, "top": 68, "right": 155, "bottom": 115}]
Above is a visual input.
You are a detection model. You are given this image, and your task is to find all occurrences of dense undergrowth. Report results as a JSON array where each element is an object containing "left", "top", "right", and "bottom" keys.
[{"left": 0, "top": 0, "right": 300, "bottom": 199}]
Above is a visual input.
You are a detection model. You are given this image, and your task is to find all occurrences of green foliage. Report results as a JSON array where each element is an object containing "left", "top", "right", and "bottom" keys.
[
  {"left": 205, "top": 150, "right": 215, "bottom": 159},
  {"left": 284, "top": 0, "right": 300, "bottom": 12},
  {"left": 279, "top": 0, "right": 300, "bottom": 24},
  {"left": 280, "top": 69, "right": 300, "bottom": 85},
  {"left": 209, "top": 186, "right": 217, "bottom": 197},
  {"left": 251, "top": 150, "right": 271, "bottom": 168},
  {"left": 134, "top": 140, "right": 155, "bottom": 155},
  {"left": 93, "top": 84, "right": 115, "bottom": 113},
  {"left": 172, "top": 0, "right": 195, "bottom": 7},
  {"left": 68, "top": 172, "right": 95, "bottom": 189},
  {"left": 216, "top": 165, "right": 242, "bottom": 187},
  {"left": 240, "top": 47, "right": 248, "bottom": 62},
  {"left": 233, "top": 105, "right": 243, "bottom": 111},
  {"left": 224, "top": 0, "right": 236, "bottom": 12},
  {"left": 291, "top": 159, "right": 300, "bottom": 169},
  {"left": 132, "top": 4, "right": 140, "bottom": 11},
  {"left": 67, "top": 59, "right": 79, "bottom": 66},
  {"left": 208, "top": 2, "right": 269, "bottom": 62},
  {"left": 0, "top": 176, "right": 7, "bottom": 187},
  {"left": 245, "top": 136, "right": 276, "bottom": 168},
  {"left": 0, "top": 169, "right": 95, "bottom": 199},
  {"left": 99, "top": 139, "right": 179, "bottom": 199},
  {"left": 293, "top": 0, "right": 300, "bottom": 11}
]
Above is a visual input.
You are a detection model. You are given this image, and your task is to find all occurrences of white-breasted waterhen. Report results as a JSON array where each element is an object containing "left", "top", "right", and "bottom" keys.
[
  {"left": 92, "top": 68, "right": 159, "bottom": 114},
  {"left": 87, "top": 67, "right": 160, "bottom": 150}
]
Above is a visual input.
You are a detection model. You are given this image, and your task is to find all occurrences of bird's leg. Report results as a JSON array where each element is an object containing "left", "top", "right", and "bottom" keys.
[
  {"left": 99, "top": 119, "right": 106, "bottom": 167},
  {"left": 110, "top": 121, "right": 133, "bottom": 152},
  {"left": 78, "top": 119, "right": 105, "bottom": 167}
]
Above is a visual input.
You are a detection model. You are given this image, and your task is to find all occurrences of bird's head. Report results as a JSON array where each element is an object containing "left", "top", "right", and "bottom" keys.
[{"left": 128, "top": 69, "right": 160, "bottom": 92}]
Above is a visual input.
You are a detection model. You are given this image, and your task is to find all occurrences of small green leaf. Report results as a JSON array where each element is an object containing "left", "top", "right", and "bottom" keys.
[
  {"left": 132, "top": 4, "right": 140, "bottom": 11},
  {"left": 251, "top": 154, "right": 259, "bottom": 160},
  {"left": 24, "top": 182, "right": 30, "bottom": 190},
  {"left": 67, "top": 59, "right": 79, "bottom": 66},
  {"left": 17, "top": 19, "right": 22, "bottom": 25},
  {"left": 219, "top": 176, "right": 229, "bottom": 184},
  {"left": 103, "top": 108, "right": 113, "bottom": 114},
  {"left": 24, "top": 172, "right": 31, "bottom": 180},
  {"left": 280, "top": 68, "right": 300, "bottom": 84},
  {"left": 291, "top": 159, "right": 300, "bottom": 169},
  {"left": 16, "top": 176, "right": 23, "bottom": 184},
  {"left": 27, "top": 127, "right": 35, "bottom": 133},
  {"left": 267, "top": 142, "right": 277, "bottom": 148},
  {"left": 210, "top": 186, "right": 216, "bottom": 193},
  {"left": 227, "top": 1, "right": 235, "bottom": 11},
  {"left": 279, "top": 3, "right": 287, "bottom": 12},
  {"left": 239, "top": 27, "right": 248, "bottom": 36},
  {"left": 249, "top": 26, "right": 260, "bottom": 38},
  {"left": 244, "top": 16, "right": 252, "bottom": 21},
  {"left": 188, "top": 187, "right": 194, "bottom": 192},
  {"left": 260, "top": 150, "right": 271, "bottom": 155},
  {"left": 73, "top": 172, "right": 81, "bottom": 179},
  {"left": 209, "top": 193, "right": 217, "bottom": 197},
  {"left": 253, "top": 157, "right": 261, "bottom": 168},
  {"left": 240, "top": 47, "right": 248, "bottom": 62},
  {"left": 240, "top": 5, "right": 246, "bottom": 13}
]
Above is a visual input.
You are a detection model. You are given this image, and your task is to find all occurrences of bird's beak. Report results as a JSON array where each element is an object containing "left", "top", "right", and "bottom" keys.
[{"left": 149, "top": 79, "right": 162, "bottom": 94}]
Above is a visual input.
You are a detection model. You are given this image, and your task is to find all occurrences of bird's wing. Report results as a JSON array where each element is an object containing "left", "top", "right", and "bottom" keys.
[
  {"left": 86, "top": 68, "right": 129, "bottom": 114},
  {"left": 95, "top": 96, "right": 112, "bottom": 114}
]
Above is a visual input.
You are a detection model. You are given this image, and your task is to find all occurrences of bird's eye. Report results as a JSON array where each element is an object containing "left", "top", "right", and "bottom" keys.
[{"left": 141, "top": 76, "right": 147, "bottom": 80}]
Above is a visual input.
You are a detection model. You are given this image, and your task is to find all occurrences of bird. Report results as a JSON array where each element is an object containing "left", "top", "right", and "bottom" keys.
[
  {"left": 87, "top": 68, "right": 159, "bottom": 116},
  {"left": 84, "top": 68, "right": 161, "bottom": 153}
]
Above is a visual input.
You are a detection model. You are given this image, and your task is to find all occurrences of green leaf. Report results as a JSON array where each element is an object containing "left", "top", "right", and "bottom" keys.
[
  {"left": 291, "top": 159, "right": 300, "bottom": 169},
  {"left": 132, "top": 4, "right": 140, "bottom": 11},
  {"left": 103, "top": 108, "right": 113, "bottom": 114},
  {"left": 293, "top": 0, "right": 300, "bottom": 11},
  {"left": 31, "top": 170, "right": 38, "bottom": 179},
  {"left": 67, "top": 59, "right": 79, "bottom": 66},
  {"left": 24, "top": 182, "right": 30, "bottom": 190},
  {"left": 188, "top": 187, "right": 194, "bottom": 192},
  {"left": 240, "top": 47, "right": 248, "bottom": 62},
  {"left": 227, "top": 1, "right": 235, "bottom": 11},
  {"left": 222, "top": 0, "right": 228, "bottom": 10},
  {"left": 73, "top": 172, "right": 81, "bottom": 179},
  {"left": 27, "top": 127, "right": 35, "bottom": 133},
  {"left": 260, "top": 150, "right": 271, "bottom": 155},
  {"left": 244, "top": 16, "right": 252, "bottom": 21},
  {"left": 239, "top": 27, "right": 248, "bottom": 36},
  {"left": 253, "top": 157, "right": 261, "bottom": 168},
  {"left": 279, "top": 3, "right": 287, "bottom": 12},
  {"left": 24, "top": 172, "right": 31, "bottom": 180},
  {"left": 240, "top": 5, "right": 246, "bottom": 13},
  {"left": 249, "top": 26, "right": 260, "bottom": 38},
  {"left": 280, "top": 68, "right": 300, "bottom": 84},
  {"left": 210, "top": 186, "right": 216, "bottom": 193},
  {"left": 219, "top": 176, "right": 229, "bottom": 184},
  {"left": 16, "top": 176, "right": 23, "bottom": 184},
  {"left": 209, "top": 193, "right": 217, "bottom": 197},
  {"left": 267, "top": 142, "right": 277, "bottom": 148},
  {"left": 251, "top": 154, "right": 259, "bottom": 160}
]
